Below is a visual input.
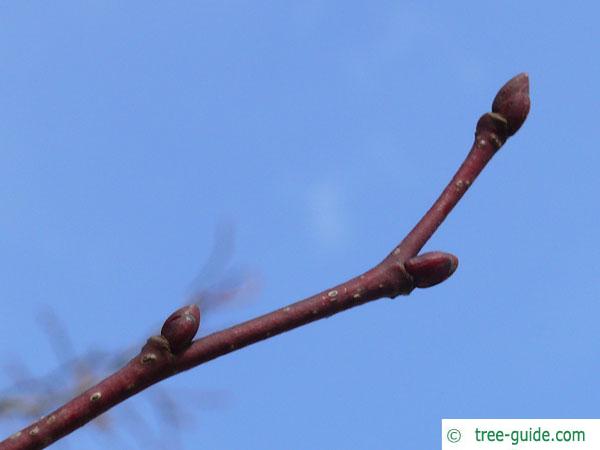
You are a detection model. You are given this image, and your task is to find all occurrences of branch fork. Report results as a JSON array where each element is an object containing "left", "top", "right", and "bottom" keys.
[{"left": 1, "top": 73, "right": 530, "bottom": 450}]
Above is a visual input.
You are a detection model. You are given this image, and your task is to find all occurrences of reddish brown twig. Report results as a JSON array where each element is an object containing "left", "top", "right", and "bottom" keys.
[{"left": 0, "top": 73, "right": 530, "bottom": 450}]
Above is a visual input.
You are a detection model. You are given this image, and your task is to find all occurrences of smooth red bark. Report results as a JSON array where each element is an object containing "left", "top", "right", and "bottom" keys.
[{"left": 0, "top": 73, "right": 530, "bottom": 450}]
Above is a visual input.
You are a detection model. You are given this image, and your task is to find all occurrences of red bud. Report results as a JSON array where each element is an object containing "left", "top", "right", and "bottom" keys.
[
  {"left": 160, "top": 304, "right": 201, "bottom": 353},
  {"left": 491, "top": 72, "right": 530, "bottom": 137},
  {"left": 404, "top": 252, "right": 458, "bottom": 288}
]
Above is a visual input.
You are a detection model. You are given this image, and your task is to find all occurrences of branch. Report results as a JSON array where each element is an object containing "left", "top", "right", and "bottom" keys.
[{"left": 1, "top": 73, "right": 530, "bottom": 450}]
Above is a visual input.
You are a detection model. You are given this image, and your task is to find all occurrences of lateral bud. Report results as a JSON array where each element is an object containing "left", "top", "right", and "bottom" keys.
[
  {"left": 160, "top": 304, "right": 201, "bottom": 353},
  {"left": 404, "top": 251, "right": 458, "bottom": 288}
]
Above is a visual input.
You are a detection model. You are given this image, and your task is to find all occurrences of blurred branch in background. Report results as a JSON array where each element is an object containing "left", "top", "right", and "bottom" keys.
[{"left": 0, "top": 223, "right": 258, "bottom": 449}]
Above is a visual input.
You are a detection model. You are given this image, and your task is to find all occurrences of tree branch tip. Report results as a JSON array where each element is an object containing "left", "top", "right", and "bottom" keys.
[{"left": 492, "top": 72, "right": 531, "bottom": 137}]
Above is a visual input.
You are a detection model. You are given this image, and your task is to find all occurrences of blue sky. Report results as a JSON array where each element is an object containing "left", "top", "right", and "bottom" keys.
[{"left": 1, "top": 2, "right": 599, "bottom": 449}]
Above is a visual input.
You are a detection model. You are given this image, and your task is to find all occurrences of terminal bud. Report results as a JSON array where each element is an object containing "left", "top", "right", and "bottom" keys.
[{"left": 491, "top": 72, "right": 530, "bottom": 137}]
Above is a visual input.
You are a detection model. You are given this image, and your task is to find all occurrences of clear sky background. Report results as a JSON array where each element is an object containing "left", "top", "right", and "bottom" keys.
[{"left": 1, "top": 2, "right": 599, "bottom": 449}]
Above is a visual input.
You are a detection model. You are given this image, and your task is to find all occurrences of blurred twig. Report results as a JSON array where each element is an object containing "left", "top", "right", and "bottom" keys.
[{"left": 0, "top": 223, "right": 256, "bottom": 448}]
